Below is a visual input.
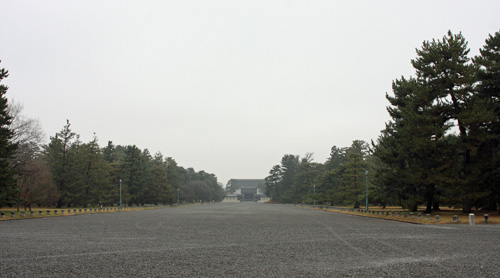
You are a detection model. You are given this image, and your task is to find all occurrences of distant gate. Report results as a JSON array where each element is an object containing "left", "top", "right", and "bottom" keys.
[{"left": 225, "top": 179, "right": 266, "bottom": 202}]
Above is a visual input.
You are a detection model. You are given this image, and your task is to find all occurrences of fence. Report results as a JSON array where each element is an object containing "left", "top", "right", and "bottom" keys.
[
  {"left": 298, "top": 204, "right": 489, "bottom": 225},
  {"left": 0, "top": 203, "right": 193, "bottom": 220}
]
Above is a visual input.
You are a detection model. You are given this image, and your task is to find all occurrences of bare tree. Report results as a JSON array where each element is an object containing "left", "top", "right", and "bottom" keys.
[
  {"left": 7, "top": 100, "right": 55, "bottom": 210},
  {"left": 7, "top": 100, "right": 45, "bottom": 166},
  {"left": 17, "top": 158, "right": 59, "bottom": 210}
]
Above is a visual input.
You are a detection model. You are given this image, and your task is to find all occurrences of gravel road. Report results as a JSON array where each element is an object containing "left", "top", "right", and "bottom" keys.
[{"left": 1, "top": 202, "right": 499, "bottom": 277}]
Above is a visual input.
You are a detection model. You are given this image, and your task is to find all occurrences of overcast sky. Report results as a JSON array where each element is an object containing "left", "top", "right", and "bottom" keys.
[{"left": 1, "top": 1, "right": 499, "bottom": 185}]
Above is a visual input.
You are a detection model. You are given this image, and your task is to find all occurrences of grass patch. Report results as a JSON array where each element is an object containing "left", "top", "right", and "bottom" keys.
[
  {"left": 0, "top": 206, "right": 164, "bottom": 221},
  {"left": 0, "top": 204, "right": 194, "bottom": 221},
  {"left": 303, "top": 205, "right": 500, "bottom": 225},
  {"left": 0, "top": 206, "right": 124, "bottom": 221}
]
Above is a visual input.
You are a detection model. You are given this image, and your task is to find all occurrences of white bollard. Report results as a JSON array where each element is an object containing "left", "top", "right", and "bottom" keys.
[{"left": 469, "top": 213, "right": 475, "bottom": 225}]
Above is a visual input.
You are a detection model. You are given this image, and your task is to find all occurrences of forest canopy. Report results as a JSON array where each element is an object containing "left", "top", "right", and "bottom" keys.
[{"left": 264, "top": 30, "right": 500, "bottom": 213}]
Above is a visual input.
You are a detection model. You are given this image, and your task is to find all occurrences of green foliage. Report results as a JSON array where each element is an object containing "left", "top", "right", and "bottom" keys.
[
  {"left": 265, "top": 142, "right": 369, "bottom": 207},
  {"left": 264, "top": 154, "right": 300, "bottom": 203},
  {"left": 4, "top": 30, "right": 500, "bottom": 212},
  {"left": 73, "top": 135, "right": 114, "bottom": 207},
  {"left": 373, "top": 30, "right": 500, "bottom": 212},
  {"left": 290, "top": 159, "right": 324, "bottom": 204},
  {"left": 39, "top": 121, "right": 222, "bottom": 207},
  {"left": 264, "top": 31, "right": 500, "bottom": 213},
  {"left": 373, "top": 77, "right": 449, "bottom": 211},
  {"left": 338, "top": 141, "right": 369, "bottom": 208},
  {"left": 0, "top": 63, "right": 222, "bottom": 208},
  {"left": 319, "top": 141, "right": 369, "bottom": 208},
  {"left": 43, "top": 120, "right": 77, "bottom": 207},
  {"left": 411, "top": 31, "right": 479, "bottom": 212},
  {"left": 472, "top": 30, "right": 500, "bottom": 211},
  {"left": 43, "top": 123, "right": 114, "bottom": 207},
  {"left": 177, "top": 168, "right": 224, "bottom": 202},
  {"left": 0, "top": 63, "right": 18, "bottom": 207},
  {"left": 264, "top": 165, "right": 281, "bottom": 200}
]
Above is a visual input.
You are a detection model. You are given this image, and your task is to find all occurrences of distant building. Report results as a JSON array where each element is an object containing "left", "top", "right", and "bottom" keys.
[{"left": 225, "top": 179, "right": 265, "bottom": 201}]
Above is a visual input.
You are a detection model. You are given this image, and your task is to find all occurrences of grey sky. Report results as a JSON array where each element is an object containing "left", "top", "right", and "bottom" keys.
[{"left": 1, "top": 1, "right": 499, "bottom": 185}]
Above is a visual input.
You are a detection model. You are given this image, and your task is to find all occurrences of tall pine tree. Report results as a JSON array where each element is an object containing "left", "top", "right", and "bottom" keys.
[
  {"left": 473, "top": 30, "right": 500, "bottom": 212},
  {"left": 0, "top": 62, "right": 18, "bottom": 207},
  {"left": 43, "top": 120, "right": 77, "bottom": 208}
]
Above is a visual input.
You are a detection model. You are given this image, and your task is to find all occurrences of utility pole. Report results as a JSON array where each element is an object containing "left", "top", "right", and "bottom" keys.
[
  {"left": 119, "top": 179, "right": 122, "bottom": 210},
  {"left": 365, "top": 170, "right": 369, "bottom": 211}
]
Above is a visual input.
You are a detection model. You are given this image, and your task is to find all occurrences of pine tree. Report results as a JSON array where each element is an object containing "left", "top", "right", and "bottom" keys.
[
  {"left": 264, "top": 165, "right": 282, "bottom": 201},
  {"left": 73, "top": 135, "right": 113, "bottom": 207},
  {"left": 338, "top": 141, "right": 368, "bottom": 208},
  {"left": 315, "top": 146, "right": 348, "bottom": 205},
  {"left": 411, "top": 31, "right": 477, "bottom": 212},
  {"left": 121, "top": 145, "right": 147, "bottom": 205},
  {"left": 279, "top": 154, "right": 300, "bottom": 203},
  {"left": 473, "top": 30, "right": 500, "bottom": 212},
  {"left": 43, "top": 120, "right": 77, "bottom": 208},
  {"left": 374, "top": 77, "right": 449, "bottom": 211},
  {"left": 0, "top": 63, "right": 18, "bottom": 207},
  {"left": 166, "top": 157, "right": 182, "bottom": 203}
]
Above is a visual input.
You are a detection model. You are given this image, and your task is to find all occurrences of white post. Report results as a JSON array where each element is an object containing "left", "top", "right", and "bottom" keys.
[{"left": 469, "top": 213, "right": 475, "bottom": 225}]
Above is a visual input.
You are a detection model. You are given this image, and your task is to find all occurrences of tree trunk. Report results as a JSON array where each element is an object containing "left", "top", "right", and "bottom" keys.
[
  {"left": 424, "top": 183, "right": 435, "bottom": 213},
  {"left": 432, "top": 201, "right": 440, "bottom": 211},
  {"left": 462, "top": 197, "right": 472, "bottom": 213},
  {"left": 424, "top": 201, "right": 432, "bottom": 213},
  {"left": 410, "top": 203, "right": 418, "bottom": 212}
]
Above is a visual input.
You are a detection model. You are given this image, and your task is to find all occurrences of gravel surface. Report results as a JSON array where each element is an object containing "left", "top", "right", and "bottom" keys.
[{"left": 1, "top": 203, "right": 499, "bottom": 277}]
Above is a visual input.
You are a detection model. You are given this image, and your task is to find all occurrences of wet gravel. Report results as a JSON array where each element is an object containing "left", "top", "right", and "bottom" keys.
[{"left": 1, "top": 203, "right": 499, "bottom": 277}]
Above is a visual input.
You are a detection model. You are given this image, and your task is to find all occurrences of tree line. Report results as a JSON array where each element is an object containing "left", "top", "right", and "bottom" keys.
[
  {"left": 265, "top": 30, "right": 500, "bottom": 213},
  {"left": 0, "top": 69, "right": 224, "bottom": 209}
]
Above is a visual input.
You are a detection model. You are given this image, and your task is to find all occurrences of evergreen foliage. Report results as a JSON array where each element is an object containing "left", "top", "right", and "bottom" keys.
[
  {"left": 2, "top": 30, "right": 500, "bottom": 212},
  {"left": 473, "top": 31, "right": 500, "bottom": 212},
  {"left": 39, "top": 121, "right": 222, "bottom": 208},
  {"left": 264, "top": 30, "right": 500, "bottom": 213},
  {"left": 0, "top": 63, "right": 18, "bottom": 207}
]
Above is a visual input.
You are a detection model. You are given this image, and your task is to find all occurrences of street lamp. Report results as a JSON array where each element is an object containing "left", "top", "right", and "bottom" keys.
[
  {"left": 365, "top": 170, "right": 369, "bottom": 211},
  {"left": 119, "top": 179, "right": 122, "bottom": 210},
  {"left": 313, "top": 184, "right": 316, "bottom": 208}
]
